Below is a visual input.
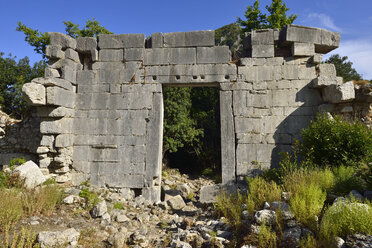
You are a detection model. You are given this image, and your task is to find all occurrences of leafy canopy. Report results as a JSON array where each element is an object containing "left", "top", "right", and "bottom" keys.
[
  {"left": 237, "top": 0, "right": 297, "bottom": 33},
  {"left": 324, "top": 54, "right": 362, "bottom": 82}
]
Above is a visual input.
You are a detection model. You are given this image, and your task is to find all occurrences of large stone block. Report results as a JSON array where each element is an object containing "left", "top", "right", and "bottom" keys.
[
  {"left": 46, "top": 45, "right": 64, "bottom": 59},
  {"left": 55, "top": 134, "right": 74, "bottom": 147},
  {"left": 144, "top": 48, "right": 169, "bottom": 65},
  {"left": 92, "top": 62, "right": 125, "bottom": 70},
  {"left": 252, "top": 29, "right": 274, "bottom": 45},
  {"left": 280, "top": 25, "right": 322, "bottom": 45},
  {"left": 317, "top": 29, "right": 340, "bottom": 53},
  {"left": 98, "top": 34, "right": 145, "bottom": 49},
  {"left": 149, "top": 33, "right": 163, "bottom": 48},
  {"left": 312, "top": 75, "right": 342, "bottom": 88},
  {"left": 169, "top": 48, "right": 196, "bottom": 64},
  {"left": 40, "top": 118, "right": 73, "bottom": 134},
  {"left": 123, "top": 48, "right": 144, "bottom": 61},
  {"left": 46, "top": 86, "right": 75, "bottom": 108},
  {"left": 99, "top": 49, "right": 123, "bottom": 62},
  {"left": 323, "top": 81, "right": 355, "bottom": 103},
  {"left": 164, "top": 31, "right": 214, "bottom": 47},
  {"left": 48, "top": 32, "right": 76, "bottom": 49},
  {"left": 65, "top": 48, "right": 80, "bottom": 62},
  {"left": 76, "top": 70, "right": 97, "bottom": 84},
  {"left": 22, "top": 82, "right": 46, "bottom": 106},
  {"left": 37, "top": 106, "right": 74, "bottom": 118},
  {"left": 76, "top": 37, "right": 97, "bottom": 52},
  {"left": 292, "top": 43, "right": 315, "bottom": 56},
  {"left": 196, "top": 46, "right": 230, "bottom": 64},
  {"left": 61, "top": 65, "right": 76, "bottom": 84},
  {"left": 317, "top": 64, "right": 336, "bottom": 77},
  {"left": 32, "top": 77, "right": 74, "bottom": 91},
  {"left": 252, "top": 45, "right": 274, "bottom": 58}
]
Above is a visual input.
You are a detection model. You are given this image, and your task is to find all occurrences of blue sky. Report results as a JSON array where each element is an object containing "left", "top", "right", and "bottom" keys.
[{"left": 1, "top": 0, "right": 371, "bottom": 79}]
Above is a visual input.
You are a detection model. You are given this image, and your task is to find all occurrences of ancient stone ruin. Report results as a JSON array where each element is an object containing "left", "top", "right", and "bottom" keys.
[{"left": 3, "top": 24, "right": 371, "bottom": 202}]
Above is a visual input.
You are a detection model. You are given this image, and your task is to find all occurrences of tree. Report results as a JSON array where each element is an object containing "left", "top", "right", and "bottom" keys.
[
  {"left": 324, "top": 54, "right": 362, "bottom": 82},
  {"left": 0, "top": 53, "right": 45, "bottom": 118},
  {"left": 63, "top": 18, "right": 112, "bottom": 38},
  {"left": 237, "top": 0, "right": 297, "bottom": 34}
]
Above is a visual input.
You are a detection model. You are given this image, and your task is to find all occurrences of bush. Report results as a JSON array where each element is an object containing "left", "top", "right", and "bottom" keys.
[
  {"left": 301, "top": 114, "right": 372, "bottom": 167},
  {"left": 79, "top": 187, "right": 100, "bottom": 210},
  {"left": 214, "top": 191, "right": 245, "bottom": 232},
  {"left": 320, "top": 199, "right": 372, "bottom": 244},
  {"left": 0, "top": 189, "right": 23, "bottom": 231},
  {"left": 247, "top": 177, "right": 282, "bottom": 209},
  {"left": 258, "top": 223, "right": 277, "bottom": 248},
  {"left": 333, "top": 165, "right": 365, "bottom": 195},
  {"left": 8, "top": 157, "right": 26, "bottom": 169}
]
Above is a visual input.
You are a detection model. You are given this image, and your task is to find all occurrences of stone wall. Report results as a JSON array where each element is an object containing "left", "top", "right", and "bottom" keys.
[{"left": 18, "top": 24, "right": 348, "bottom": 202}]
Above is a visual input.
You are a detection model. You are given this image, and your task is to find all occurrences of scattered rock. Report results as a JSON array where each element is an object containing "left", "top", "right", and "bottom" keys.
[
  {"left": 167, "top": 195, "right": 186, "bottom": 211},
  {"left": 254, "top": 209, "right": 276, "bottom": 225},
  {"left": 91, "top": 201, "right": 107, "bottom": 218},
  {"left": 345, "top": 233, "right": 372, "bottom": 248},
  {"left": 282, "top": 226, "right": 301, "bottom": 248},
  {"left": 13, "top": 160, "right": 46, "bottom": 188},
  {"left": 38, "top": 228, "right": 80, "bottom": 248}
]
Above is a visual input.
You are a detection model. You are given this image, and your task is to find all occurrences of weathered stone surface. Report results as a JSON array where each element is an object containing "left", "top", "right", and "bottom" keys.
[
  {"left": 323, "top": 81, "right": 355, "bottom": 103},
  {"left": 46, "top": 87, "right": 75, "bottom": 108},
  {"left": 167, "top": 195, "right": 186, "bottom": 210},
  {"left": 48, "top": 32, "right": 76, "bottom": 49},
  {"left": 13, "top": 161, "right": 46, "bottom": 189},
  {"left": 292, "top": 42, "right": 314, "bottom": 56},
  {"left": 91, "top": 201, "right": 108, "bottom": 218},
  {"left": 254, "top": 209, "right": 276, "bottom": 225},
  {"left": 22, "top": 82, "right": 46, "bottom": 106},
  {"left": 164, "top": 30, "right": 214, "bottom": 47},
  {"left": 252, "top": 45, "right": 274, "bottom": 58},
  {"left": 197, "top": 46, "right": 230, "bottom": 64},
  {"left": 312, "top": 75, "right": 343, "bottom": 88},
  {"left": 46, "top": 45, "right": 64, "bottom": 59},
  {"left": 76, "top": 37, "right": 97, "bottom": 52},
  {"left": 99, "top": 49, "right": 124, "bottom": 62},
  {"left": 124, "top": 48, "right": 144, "bottom": 61},
  {"left": 149, "top": 32, "right": 163, "bottom": 48},
  {"left": 38, "top": 228, "right": 80, "bottom": 248},
  {"left": 98, "top": 34, "right": 145, "bottom": 49},
  {"left": 32, "top": 77, "right": 74, "bottom": 91}
]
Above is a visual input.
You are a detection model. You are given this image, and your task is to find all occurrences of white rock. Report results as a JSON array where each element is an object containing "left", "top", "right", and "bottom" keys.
[
  {"left": 254, "top": 209, "right": 276, "bottom": 225},
  {"left": 167, "top": 195, "right": 186, "bottom": 211},
  {"left": 63, "top": 195, "right": 75, "bottom": 204},
  {"left": 91, "top": 201, "right": 108, "bottom": 218},
  {"left": 38, "top": 228, "right": 80, "bottom": 248},
  {"left": 22, "top": 82, "right": 46, "bottom": 106},
  {"left": 13, "top": 161, "right": 46, "bottom": 189}
]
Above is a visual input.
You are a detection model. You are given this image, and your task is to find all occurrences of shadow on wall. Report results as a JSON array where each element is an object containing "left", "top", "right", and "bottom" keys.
[{"left": 270, "top": 81, "right": 322, "bottom": 167}]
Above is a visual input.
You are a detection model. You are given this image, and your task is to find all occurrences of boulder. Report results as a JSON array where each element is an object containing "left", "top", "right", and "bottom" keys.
[
  {"left": 91, "top": 201, "right": 107, "bottom": 218},
  {"left": 254, "top": 209, "right": 276, "bottom": 225},
  {"left": 281, "top": 226, "right": 301, "bottom": 248},
  {"left": 22, "top": 82, "right": 46, "bottom": 106},
  {"left": 167, "top": 195, "right": 186, "bottom": 210},
  {"left": 38, "top": 228, "right": 79, "bottom": 248},
  {"left": 13, "top": 161, "right": 46, "bottom": 189}
]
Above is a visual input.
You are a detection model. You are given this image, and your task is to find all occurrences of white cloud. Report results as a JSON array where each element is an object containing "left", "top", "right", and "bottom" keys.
[
  {"left": 326, "top": 39, "right": 372, "bottom": 80},
  {"left": 307, "top": 13, "right": 343, "bottom": 32}
]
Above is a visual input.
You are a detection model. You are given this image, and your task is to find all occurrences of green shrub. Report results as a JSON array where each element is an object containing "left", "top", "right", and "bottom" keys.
[
  {"left": 8, "top": 157, "right": 26, "bottom": 169},
  {"left": 79, "top": 187, "right": 100, "bottom": 210},
  {"left": 288, "top": 181, "right": 326, "bottom": 230},
  {"left": 299, "top": 235, "right": 318, "bottom": 248},
  {"left": 258, "top": 223, "right": 277, "bottom": 248},
  {"left": 247, "top": 177, "right": 282, "bottom": 209},
  {"left": 332, "top": 165, "right": 365, "bottom": 195},
  {"left": 358, "top": 162, "right": 372, "bottom": 189},
  {"left": 214, "top": 191, "right": 245, "bottom": 232},
  {"left": 113, "top": 202, "right": 124, "bottom": 210},
  {"left": 301, "top": 114, "right": 372, "bottom": 167},
  {"left": 0, "top": 189, "right": 23, "bottom": 231},
  {"left": 0, "top": 226, "right": 40, "bottom": 248},
  {"left": 320, "top": 199, "right": 372, "bottom": 244}
]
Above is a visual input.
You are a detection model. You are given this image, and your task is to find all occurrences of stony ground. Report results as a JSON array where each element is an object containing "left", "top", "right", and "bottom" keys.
[{"left": 11, "top": 167, "right": 233, "bottom": 248}]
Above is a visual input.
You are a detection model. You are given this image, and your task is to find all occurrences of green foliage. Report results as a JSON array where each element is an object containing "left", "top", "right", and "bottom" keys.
[
  {"left": 358, "top": 162, "right": 372, "bottom": 189},
  {"left": 79, "top": 187, "right": 100, "bottom": 210},
  {"left": 333, "top": 165, "right": 365, "bottom": 195},
  {"left": 237, "top": 0, "right": 297, "bottom": 33},
  {"left": 320, "top": 199, "right": 372, "bottom": 243},
  {"left": 215, "top": 23, "right": 241, "bottom": 49},
  {"left": 22, "top": 186, "right": 64, "bottom": 216},
  {"left": 42, "top": 178, "right": 56, "bottom": 186},
  {"left": 16, "top": 22, "right": 50, "bottom": 57},
  {"left": 246, "top": 176, "right": 282, "bottom": 209},
  {"left": 0, "top": 53, "right": 45, "bottom": 118},
  {"left": 0, "top": 189, "right": 23, "bottom": 231},
  {"left": 299, "top": 235, "right": 318, "bottom": 248},
  {"left": 214, "top": 191, "right": 245, "bottom": 232},
  {"left": 63, "top": 18, "right": 112, "bottom": 38},
  {"left": 288, "top": 180, "right": 326, "bottom": 230},
  {"left": 325, "top": 54, "right": 362, "bottom": 82},
  {"left": 258, "top": 222, "right": 277, "bottom": 248},
  {"left": 113, "top": 202, "right": 124, "bottom": 210},
  {"left": 301, "top": 114, "right": 372, "bottom": 167},
  {"left": 8, "top": 157, "right": 26, "bottom": 169}
]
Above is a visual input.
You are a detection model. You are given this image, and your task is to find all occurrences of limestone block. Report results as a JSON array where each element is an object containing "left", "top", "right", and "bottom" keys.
[
  {"left": 149, "top": 32, "right": 163, "bottom": 48},
  {"left": 22, "top": 82, "right": 46, "bottom": 106},
  {"left": 46, "top": 45, "right": 64, "bottom": 59},
  {"left": 144, "top": 48, "right": 169, "bottom": 65},
  {"left": 39, "top": 157, "right": 52, "bottom": 168},
  {"left": 196, "top": 46, "right": 230, "bottom": 64},
  {"left": 282, "top": 65, "right": 298, "bottom": 80},
  {"left": 37, "top": 106, "right": 74, "bottom": 118},
  {"left": 76, "top": 70, "right": 97, "bottom": 84},
  {"left": 270, "top": 89, "right": 290, "bottom": 106},
  {"left": 46, "top": 87, "right": 75, "bottom": 108},
  {"left": 98, "top": 34, "right": 145, "bottom": 49},
  {"left": 99, "top": 49, "right": 123, "bottom": 62},
  {"left": 124, "top": 48, "right": 144, "bottom": 61},
  {"left": 323, "top": 81, "right": 355, "bottom": 103},
  {"left": 55, "top": 134, "right": 74, "bottom": 147},
  {"left": 312, "top": 75, "right": 342, "bottom": 88},
  {"left": 163, "top": 31, "right": 214, "bottom": 47},
  {"left": 40, "top": 135, "right": 55, "bottom": 147},
  {"left": 292, "top": 43, "right": 315, "bottom": 56},
  {"left": 252, "top": 45, "right": 274, "bottom": 58},
  {"left": 91, "top": 49, "right": 99, "bottom": 62},
  {"left": 298, "top": 65, "right": 316, "bottom": 79},
  {"left": 317, "top": 64, "right": 336, "bottom": 77},
  {"left": 251, "top": 29, "right": 274, "bottom": 45},
  {"left": 61, "top": 65, "right": 76, "bottom": 84},
  {"left": 235, "top": 117, "right": 264, "bottom": 133},
  {"left": 317, "top": 29, "right": 340, "bottom": 53},
  {"left": 312, "top": 54, "right": 323, "bottom": 64},
  {"left": 40, "top": 118, "right": 73, "bottom": 134},
  {"left": 65, "top": 48, "right": 79, "bottom": 62},
  {"left": 105, "top": 174, "right": 144, "bottom": 188},
  {"left": 78, "top": 84, "right": 109, "bottom": 93},
  {"left": 91, "top": 62, "right": 125, "bottom": 71},
  {"left": 45, "top": 67, "right": 60, "bottom": 78},
  {"left": 48, "top": 32, "right": 76, "bottom": 49},
  {"left": 76, "top": 37, "right": 97, "bottom": 52},
  {"left": 256, "top": 66, "right": 274, "bottom": 81},
  {"left": 48, "top": 58, "right": 83, "bottom": 71},
  {"left": 169, "top": 48, "right": 196, "bottom": 64},
  {"left": 32, "top": 77, "right": 74, "bottom": 91},
  {"left": 280, "top": 25, "right": 322, "bottom": 45}
]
